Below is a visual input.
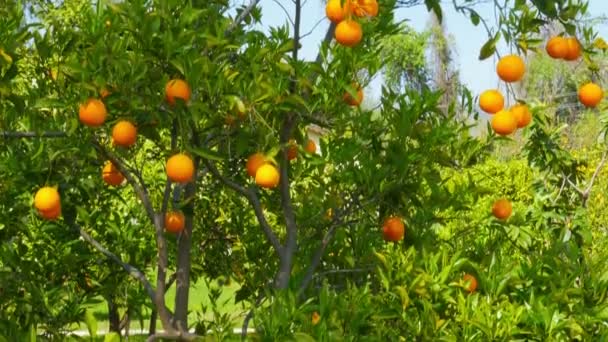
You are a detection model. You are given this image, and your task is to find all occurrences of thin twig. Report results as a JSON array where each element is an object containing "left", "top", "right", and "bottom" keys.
[
  {"left": 1, "top": 131, "right": 67, "bottom": 138},
  {"left": 203, "top": 159, "right": 283, "bottom": 256},
  {"left": 226, "top": 0, "right": 262, "bottom": 33}
]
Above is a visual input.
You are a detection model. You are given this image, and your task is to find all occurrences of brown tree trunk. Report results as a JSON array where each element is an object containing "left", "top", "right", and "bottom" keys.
[
  {"left": 173, "top": 181, "right": 196, "bottom": 331},
  {"left": 148, "top": 309, "right": 157, "bottom": 335},
  {"left": 107, "top": 296, "right": 121, "bottom": 335}
]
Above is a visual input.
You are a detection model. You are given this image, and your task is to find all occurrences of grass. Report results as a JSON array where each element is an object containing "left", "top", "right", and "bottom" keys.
[{"left": 68, "top": 276, "right": 249, "bottom": 335}]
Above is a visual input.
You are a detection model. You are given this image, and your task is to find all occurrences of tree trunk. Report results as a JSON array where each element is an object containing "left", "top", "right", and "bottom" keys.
[
  {"left": 148, "top": 309, "right": 157, "bottom": 335},
  {"left": 173, "top": 181, "right": 196, "bottom": 331},
  {"left": 107, "top": 296, "right": 121, "bottom": 335}
]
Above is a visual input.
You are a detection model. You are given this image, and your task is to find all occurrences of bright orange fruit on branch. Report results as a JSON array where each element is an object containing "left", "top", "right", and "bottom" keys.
[
  {"left": 578, "top": 82, "right": 603, "bottom": 108},
  {"left": 246, "top": 153, "right": 267, "bottom": 177},
  {"left": 166, "top": 153, "right": 195, "bottom": 183},
  {"left": 492, "top": 198, "right": 512, "bottom": 220},
  {"left": 79, "top": 98, "right": 107, "bottom": 127},
  {"left": 165, "top": 211, "right": 185, "bottom": 234},
  {"left": 545, "top": 36, "right": 568, "bottom": 59},
  {"left": 112, "top": 120, "right": 137, "bottom": 147},
  {"left": 343, "top": 84, "right": 364, "bottom": 106},
  {"left": 496, "top": 55, "right": 525, "bottom": 83},
  {"left": 102, "top": 161, "right": 125, "bottom": 186},
  {"left": 564, "top": 37, "right": 581, "bottom": 61},
  {"left": 305, "top": 139, "right": 317, "bottom": 154},
  {"left": 39, "top": 204, "right": 61, "bottom": 220},
  {"left": 491, "top": 110, "right": 517, "bottom": 136},
  {"left": 510, "top": 104, "right": 532, "bottom": 128},
  {"left": 34, "top": 186, "right": 61, "bottom": 213},
  {"left": 255, "top": 164, "right": 280, "bottom": 188},
  {"left": 335, "top": 20, "right": 363, "bottom": 47},
  {"left": 311, "top": 311, "right": 321, "bottom": 325},
  {"left": 382, "top": 216, "right": 404, "bottom": 242},
  {"left": 326, "top": 0, "right": 347, "bottom": 23},
  {"left": 463, "top": 274, "right": 478, "bottom": 293},
  {"left": 165, "top": 79, "right": 191, "bottom": 106},
  {"left": 479, "top": 89, "right": 504, "bottom": 114},
  {"left": 353, "top": 0, "right": 378, "bottom": 17}
]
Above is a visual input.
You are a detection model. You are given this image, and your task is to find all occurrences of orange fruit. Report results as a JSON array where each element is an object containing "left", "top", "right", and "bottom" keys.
[
  {"left": 492, "top": 198, "right": 512, "bottom": 220},
  {"left": 564, "top": 37, "right": 581, "bottom": 61},
  {"left": 311, "top": 312, "right": 321, "bottom": 326},
  {"left": 165, "top": 211, "right": 185, "bottom": 234},
  {"left": 510, "top": 104, "right": 532, "bottom": 128},
  {"left": 353, "top": 0, "right": 378, "bottom": 17},
  {"left": 39, "top": 204, "right": 61, "bottom": 220},
  {"left": 479, "top": 89, "right": 504, "bottom": 114},
  {"left": 305, "top": 139, "right": 316, "bottom": 154},
  {"left": 112, "top": 120, "right": 137, "bottom": 147},
  {"left": 165, "top": 79, "right": 191, "bottom": 106},
  {"left": 102, "top": 161, "right": 125, "bottom": 186},
  {"left": 382, "top": 216, "right": 405, "bottom": 242},
  {"left": 343, "top": 84, "right": 364, "bottom": 106},
  {"left": 325, "top": 0, "right": 347, "bottom": 23},
  {"left": 287, "top": 140, "right": 298, "bottom": 161},
  {"left": 496, "top": 55, "right": 525, "bottom": 82},
  {"left": 335, "top": 20, "right": 363, "bottom": 47},
  {"left": 79, "top": 98, "right": 107, "bottom": 127},
  {"left": 491, "top": 110, "right": 517, "bottom": 136},
  {"left": 166, "top": 153, "right": 195, "bottom": 183},
  {"left": 545, "top": 36, "right": 568, "bottom": 59},
  {"left": 34, "top": 186, "right": 60, "bottom": 212},
  {"left": 255, "top": 164, "right": 280, "bottom": 188},
  {"left": 246, "top": 153, "right": 267, "bottom": 177},
  {"left": 463, "top": 274, "right": 478, "bottom": 293},
  {"left": 578, "top": 82, "right": 603, "bottom": 108}
]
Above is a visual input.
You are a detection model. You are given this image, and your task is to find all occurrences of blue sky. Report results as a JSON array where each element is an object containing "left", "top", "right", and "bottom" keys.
[{"left": 248, "top": 0, "right": 608, "bottom": 104}]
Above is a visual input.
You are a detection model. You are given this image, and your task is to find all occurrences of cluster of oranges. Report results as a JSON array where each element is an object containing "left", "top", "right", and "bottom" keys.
[
  {"left": 34, "top": 79, "right": 197, "bottom": 234},
  {"left": 325, "top": 0, "right": 379, "bottom": 47},
  {"left": 478, "top": 54, "right": 531, "bottom": 136}
]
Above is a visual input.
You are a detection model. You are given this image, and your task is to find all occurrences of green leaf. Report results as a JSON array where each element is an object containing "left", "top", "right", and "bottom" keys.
[
  {"left": 479, "top": 32, "right": 501, "bottom": 60},
  {"left": 186, "top": 145, "right": 225, "bottom": 161},
  {"left": 84, "top": 309, "right": 98, "bottom": 337},
  {"left": 292, "top": 332, "right": 316, "bottom": 342},
  {"left": 103, "top": 332, "right": 120, "bottom": 342}
]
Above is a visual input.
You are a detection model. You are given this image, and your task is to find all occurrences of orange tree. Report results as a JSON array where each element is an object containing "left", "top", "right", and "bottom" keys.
[{"left": 1, "top": 0, "right": 605, "bottom": 340}]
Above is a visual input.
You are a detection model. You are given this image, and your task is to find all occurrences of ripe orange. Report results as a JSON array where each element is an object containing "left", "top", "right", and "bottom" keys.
[
  {"left": 246, "top": 153, "right": 267, "bottom": 177},
  {"left": 255, "top": 164, "right": 280, "bottom": 188},
  {"left": 165, "top": 211, "right": 185, "bottom": 234},
  {"left": 287, "top": 140, "right": 298, "bottom": 161},
  {"left": 353, "top": 0, "right": 378, "bottom": 17},
  {"left": 545, "top": 36, "right": 568, "bottom": 59},
  {"left": 335, "top": 20, "right": 363, "bottom": 47},
  {"left": 79, "top": 98, "right": 107, "bottom": 127},
  {"left": 326, "top": 0, "right": 347, "bottom": 23},
  {"left": 492, "top": 198, "right": 512, "bottom": 220},
  {"left": 491, "top": 110, "right": 517, "bottom": 136},
  {"left": 510, "top": 104, "right": 532, "bottom": 128},
  {"left": 305, "top": 139, "right": 316, "bottom": 154},
  {"left": 102, "top": 161, "right": 125, "bottom": 186},
  {"left": 166, "top": 153, "right": 195, "bottom": 183},
  {"left": 165, "top": 79, "right": 191, "bottom": 106},
  {"left": 39, "top": 204, "right": 61, "bottom": 220},
  {"left": 479, "top": 89, "right": 504, "bottom": 114},
  {"left": 34, "top": 187, "right": 61, "bottom": 212},
  {"left": 564, "top": 37, "right": 581, "bottom": 61},
  {"left": 112, "top": 120, "right": 137, "bottom": 147},
  {"left": 311, "top": 311, "right": 321, "bottom": 326},
  {"left": 578, "top": 82, "right": 603, "bottom": 108},
  {"left": 343, "top": 84, "right": 364, "bottom": 106},
  {"left": 496, "top": 55, "right": 525, "bottom": 83},
  {"left": 463, "top": 274, "right": 478, "bottom": 293},
  {"left": 382, "top": 216, "right": 405, "bottom": 242}
]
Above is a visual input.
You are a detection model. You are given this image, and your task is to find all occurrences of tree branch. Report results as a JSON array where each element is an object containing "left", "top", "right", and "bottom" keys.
[
  {"left": 226, "top": 0, "right": 262, "bottom": 34},
  {"left": 203, "top": 159, "right": 283, "bottom": 257},
  {"left": 1, "top": 131, "right": 67, "bottom": 138},
  {"left": 583, "top": 149, "right": 608, "bottom": 197}
]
